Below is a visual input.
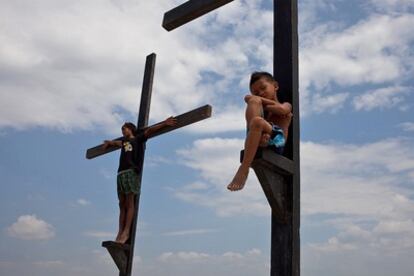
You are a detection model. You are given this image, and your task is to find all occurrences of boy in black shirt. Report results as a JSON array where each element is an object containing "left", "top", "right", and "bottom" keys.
[{"left": 103, "top": 116, "right": 177, "bottom": 243}]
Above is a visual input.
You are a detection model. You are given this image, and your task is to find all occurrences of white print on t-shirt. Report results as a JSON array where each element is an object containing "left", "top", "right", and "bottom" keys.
[{"left": 123, "top": 142, "right": 133, "bottom": 152}]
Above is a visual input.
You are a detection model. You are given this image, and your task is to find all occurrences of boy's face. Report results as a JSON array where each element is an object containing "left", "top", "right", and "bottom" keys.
[
  {"left": 250, "top": 77, "right": 278, "bottom": 99},
  {"left": 121, "top": 126, "right": 133, "bottom": 137}
]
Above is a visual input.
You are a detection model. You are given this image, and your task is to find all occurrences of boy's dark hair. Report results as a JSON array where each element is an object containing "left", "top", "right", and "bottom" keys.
[
  {"left": 122, "top": 122, "right": 137, "bottom": 133},
  {"left": 249, "top": 71, "right": 278, "bottom": 87}
]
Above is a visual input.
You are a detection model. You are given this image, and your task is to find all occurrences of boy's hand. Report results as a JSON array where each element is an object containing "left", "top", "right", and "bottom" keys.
[
  {"left": 259, "top": 133, "right": 270, "bottom": 147},
  {"left": 244, "top": 95, "right": 253, "bottom": 103},
  {"left": 102, "top": 140, "right": 111, "bottom": 149},
  {"left": 164, "top": 116, "right": 177, "bottom": 126}
]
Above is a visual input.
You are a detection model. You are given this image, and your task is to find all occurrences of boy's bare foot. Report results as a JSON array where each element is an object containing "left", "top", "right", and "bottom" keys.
[
  {"left": 227, "top": 166, "right": 249, "bottom": 191},
  {"left": 118, "top": 232, "right": 130, "bottom": 244},
  {"left": 115, "top": 232, "right": 122, "bottom": 243}
]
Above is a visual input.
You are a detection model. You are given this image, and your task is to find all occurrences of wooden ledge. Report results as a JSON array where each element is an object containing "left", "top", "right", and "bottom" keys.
[
  {"left": 240, "top": 147, "right": 294, "bottom": 175},
  {"left": 102, "top": 241, "right": 130, "bottom": 274},
  {"left": 102, "top": 241, "right": 131, "bottom": 251}
]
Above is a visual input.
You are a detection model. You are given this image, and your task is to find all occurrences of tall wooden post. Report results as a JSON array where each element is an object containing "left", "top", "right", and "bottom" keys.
[
  {"left": 123, "top": 53, "right": 156, "bottom": 276},
  {"left": 162, "top": 1, "right": 300, "bottom": 275},
  {"left": 272, "top": 1, "right": 300, "bottom": 275}
]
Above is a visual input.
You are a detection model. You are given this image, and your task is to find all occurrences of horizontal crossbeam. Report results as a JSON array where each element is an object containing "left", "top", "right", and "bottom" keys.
[
  {"left": 162, "top": 0, "right": 234, "bottom": 31},
  {"left": 86, "top": 104, "right": 212, "bottom": 159}
]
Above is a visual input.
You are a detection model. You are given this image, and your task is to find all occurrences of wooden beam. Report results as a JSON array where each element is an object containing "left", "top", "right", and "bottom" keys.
[
  {"left": 85, "top": 104, "right": 212, "bottom": 159},
  {"left": 137, "top": 54, "right": 156, "bottom": 129},
  {"left": 241, "top": 148, "right": 294, "bottom": 176},
  {"left": 102, "top": 241, "right": 130, "bottom": 274},
  {"left": 125, "top": 52, "right": 157, "bottom": 276},
  {"left": 162, "top": 0, "right": 234, "bottom": 31},
  {"left": 273, "top": 0, "right": 300, "bottom": 275},
  {"left": 252, "top": 160, "right": 289, "bottom": 223},
  {"left": 240, "top": 148, "right": 293, "bottom": 222}
]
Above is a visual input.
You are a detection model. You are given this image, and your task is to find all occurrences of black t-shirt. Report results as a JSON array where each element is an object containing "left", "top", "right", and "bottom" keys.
[{"left": 118, "top": 131, "right": 147, "bottom": 173}]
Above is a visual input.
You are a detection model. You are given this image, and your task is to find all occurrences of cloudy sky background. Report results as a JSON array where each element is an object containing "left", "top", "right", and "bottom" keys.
[{"left": 1, "top": 0, "right": 414, "bottom": 275}]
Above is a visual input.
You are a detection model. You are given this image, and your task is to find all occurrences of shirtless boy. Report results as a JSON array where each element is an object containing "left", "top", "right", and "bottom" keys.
[{"left": 227, "top": 72, "right": 292, "bottom": 191}]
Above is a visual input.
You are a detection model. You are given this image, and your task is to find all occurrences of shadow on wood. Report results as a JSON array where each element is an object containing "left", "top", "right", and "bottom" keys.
[
  {"left": 102, "top": 241, "right": 131, "bottom": 274},
  {"left": 241, "top": 148, "right": 294, "bottom": 223}
]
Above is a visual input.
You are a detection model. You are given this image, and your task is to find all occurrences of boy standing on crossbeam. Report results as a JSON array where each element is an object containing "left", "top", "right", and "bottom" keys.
[
  {"left": 103, "top": 117, "right": 177, "bottom": 243},
  {"left": 227, "top": 72, "right": 292, "bottom": 192}
]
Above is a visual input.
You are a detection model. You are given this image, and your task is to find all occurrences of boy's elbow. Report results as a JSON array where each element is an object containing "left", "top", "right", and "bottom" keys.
[{"left": 283, "top": 102, "right": 292, "bottom": 114}]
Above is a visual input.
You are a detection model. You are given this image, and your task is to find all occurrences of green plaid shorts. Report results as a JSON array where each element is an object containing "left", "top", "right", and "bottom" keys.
[{"left": 117, "top": 169, "right": 140, "bottom": 197}]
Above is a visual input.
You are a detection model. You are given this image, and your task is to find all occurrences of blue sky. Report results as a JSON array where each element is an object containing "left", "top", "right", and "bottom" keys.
[{"left": 1, "top": 0, "right": 414, "bottom": 275}]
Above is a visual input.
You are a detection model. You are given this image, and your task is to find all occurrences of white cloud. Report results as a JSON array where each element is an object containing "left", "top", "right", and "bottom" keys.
[
  {"left": 0, "top": 0, "right": 273, "bottom": 134},
  {"left": 83, "top": 231, "right": 113, "bottom": 239},
  {"left": 369, "top": 0, "right": 414, "bottom": 11},
  {"left": 175, "top": 137, "right": 414, "bottom": 219},
  {"left": 158, "top": 251, "right": 210, "bottom": 263},
  {"left": 162, "top": 228, "right": 220, "bottom": 236},
  {"left": 186, "top": 105, "right": 245, "bottom": 134},
  {"left": 300, "top": 13, "right": 414, "bottom": 116},
  {"left": 399, "top": 122, "right": 414, "bottom": 132},
  {"left": 299, "top": 137, "right": 414, "bottom": 266},
  {"left": 0, "top": 0, "right": 413, "bottom": 135},
  {"left": 352, "top": 86, "right": 411, "bottom": 111},
  {"left": 144, "top": 248, "right": 267, "bottom": 276},
  {"left": 7, "top": 215, "right": 55, "bottom": 240},
  {"left": 310, "top": 92, "right": 350, "bottom": 113},
  {"left": 76, "top": 198, "right": 91, "bottom": 206},
  {"left": 301, "top": 138, "right": 414, "bottom": 218},
  {"left": 373, "top": 219, "right": 414, "bottom": 234},
  {"left": 32, "top": 260, "right": 64, "bottom": 268},
  {"left": 175, "top": 137, "right": 269, "bottom": 217},
  {"left": 174, "top": 136, "right": 414, "bottom": 259},
  {"left": 309, "top": 237, "right": 357, "bottom": 252}
]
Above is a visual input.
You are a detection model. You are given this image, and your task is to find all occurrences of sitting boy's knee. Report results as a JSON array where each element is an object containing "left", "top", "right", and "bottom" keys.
[{"left": 246, "top": 95, "right": 262, "bottom": 104}]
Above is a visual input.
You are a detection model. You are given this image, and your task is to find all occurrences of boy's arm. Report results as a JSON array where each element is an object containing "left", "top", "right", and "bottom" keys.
[
  {"left": 143, "top": 116, "right": 177, "bottom": 137},
  {"left": 102, "top": 139, "right": 122, "bottom": 149},
  {"left": 261, "top": 98, "right": 292, "bottom": 116}
]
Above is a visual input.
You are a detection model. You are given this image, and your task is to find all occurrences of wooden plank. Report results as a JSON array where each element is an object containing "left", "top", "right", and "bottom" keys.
[
  {"left": 273, "top": 0, "right": 300, "bottom": 276},
  {"left": 252, "top": 160, "right": 289, "bottom": 223},
  {"left": 102, "top": 241, "right": 130, "bottom": 274},
  {"left": 85, "top": 104, "right": 212, "bottom": 159},
  {"left": 85, "top": 138, "right": 122, "bottom": 160},
  {"left": 240, "top": 148, "right": 292, "bottom": 222},
  {"left": 240, "top": 148, "right": 294, "bottom": 175},
  {"left": 137, "top": 53, "right": 156, "bottom": 129},
  {"left": 147, "top": 104, "right": 212, "bottom": 139},
  {"left": 162, "top": 0, "right": 234, "bottom": 31},
  {"left": 125, "top": 52, "right": 157, "bottom": 276}
]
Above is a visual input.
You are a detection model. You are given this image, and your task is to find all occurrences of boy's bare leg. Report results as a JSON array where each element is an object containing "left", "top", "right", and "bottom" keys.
[
  {"left": 245, "top": 96, "right": 264, "bottom": 126},
  {"left": 244, "top": 95, "right": 265, "bottom": 150},
  {"left": 118, "top": 193, "right": 135, "bottom": 244},
  {"left": 228, "top": 117, "right": 272, "bottom": 191},
  {"left": 115, "top": 195, "right": 126, "bottom": 242}
]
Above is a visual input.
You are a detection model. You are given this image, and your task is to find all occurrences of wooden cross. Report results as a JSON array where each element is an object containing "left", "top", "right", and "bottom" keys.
[
  {"left": 162, "top": 1, "right": 300, "bottom": 276},
  {"left": 86, "top": 53, "right": 212, "bottom": 276}
]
